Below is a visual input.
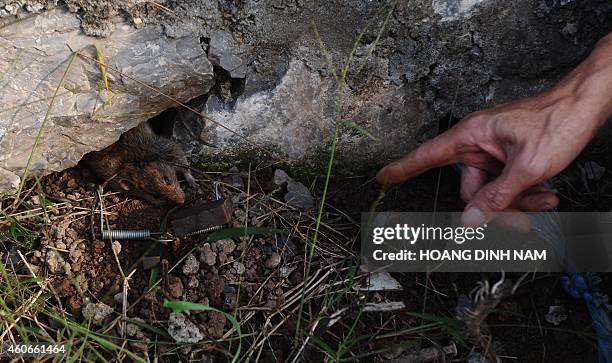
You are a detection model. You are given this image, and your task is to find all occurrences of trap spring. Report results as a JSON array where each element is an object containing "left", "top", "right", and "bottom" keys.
[
  {"left": 100, "top": 229, "right": 151, "bottom": 240},
  {"left": 93, "top": 186, "right": 170, "bottom": 241},
  {"left": 183, "top": 225, "right": 223, "bottom": 237}
]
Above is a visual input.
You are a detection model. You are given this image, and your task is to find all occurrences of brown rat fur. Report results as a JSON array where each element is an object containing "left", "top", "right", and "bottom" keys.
[{"left": 81, "top": 122, "right": 196, "bottom": 204}]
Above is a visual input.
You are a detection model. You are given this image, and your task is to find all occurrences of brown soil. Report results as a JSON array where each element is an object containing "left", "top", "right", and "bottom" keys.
[{"left": 2, "top": 131, "right": 611, "bottom": 361}]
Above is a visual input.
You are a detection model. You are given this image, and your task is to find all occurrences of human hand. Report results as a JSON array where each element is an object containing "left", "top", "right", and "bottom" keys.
[{"left": 377, "top": 33, "right": 612, "bottom": 226}]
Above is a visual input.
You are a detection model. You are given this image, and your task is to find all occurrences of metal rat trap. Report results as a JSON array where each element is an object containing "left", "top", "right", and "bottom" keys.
[
  {"left": 93, "top": 182, "right": 232, "bottom": 240},
  {"left": 169, "top": 182, "right": 233, "bottom": 237}
]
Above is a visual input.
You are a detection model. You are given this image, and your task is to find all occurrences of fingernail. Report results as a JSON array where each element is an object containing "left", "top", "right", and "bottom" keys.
[
  {"left": 505, "top": 213, "right": 532, "bottom": 233},
  {"left": 462, "top": 207, "right": 486, "bottom": 226}
]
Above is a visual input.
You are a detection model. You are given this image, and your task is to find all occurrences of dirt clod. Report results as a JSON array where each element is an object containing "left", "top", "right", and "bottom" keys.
[
  {"left": 167, "top": 275, "right": 184, "bottom": 299},
  {"left": 199, "top": 243, "right": 216, "bottom": 266}
]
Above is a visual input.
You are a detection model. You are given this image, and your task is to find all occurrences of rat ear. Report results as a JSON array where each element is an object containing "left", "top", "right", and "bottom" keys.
[{"left": 118, "top": 179, "right": 132, "bottom": 191}]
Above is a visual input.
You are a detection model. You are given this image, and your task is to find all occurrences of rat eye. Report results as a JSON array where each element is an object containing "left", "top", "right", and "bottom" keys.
[{"left": 163, "top": 176, "right": 171, "bottom": 184}]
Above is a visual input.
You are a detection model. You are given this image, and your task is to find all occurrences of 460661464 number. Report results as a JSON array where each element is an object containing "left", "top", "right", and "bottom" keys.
[{"left": 0, "top": 343, "right": 67, "bottom": 357}]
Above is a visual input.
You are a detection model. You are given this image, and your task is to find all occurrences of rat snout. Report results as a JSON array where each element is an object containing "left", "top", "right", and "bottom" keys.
[{"left": 169, "top": 187, "right": 185, "bottom": 204}]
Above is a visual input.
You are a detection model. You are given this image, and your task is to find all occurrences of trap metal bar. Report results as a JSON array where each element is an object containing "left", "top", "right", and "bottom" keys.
[{"left": 93, "top": 182, "right": 232, "bottom": 241}]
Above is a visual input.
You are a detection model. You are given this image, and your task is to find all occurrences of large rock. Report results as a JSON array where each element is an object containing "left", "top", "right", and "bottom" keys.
[
  {"left": 0, "top": 0, "right": 610, "bottom": 192},
  {"left": 178, "top": 0, "right": 611, "bottom": 167},
  {"left": 204, "top": 60, "right": 422, "bottom": 161},
  {"left": 0, "top": 7, "right": 213, "bottom": 191}
]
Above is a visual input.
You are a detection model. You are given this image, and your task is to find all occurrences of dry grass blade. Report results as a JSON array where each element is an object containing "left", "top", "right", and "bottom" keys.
[
  {"left": 147, "top": 1, "right": 178, "bottom": 17},
  {"left": 93, "top": 44, "right": 112, "bottom": 107}
]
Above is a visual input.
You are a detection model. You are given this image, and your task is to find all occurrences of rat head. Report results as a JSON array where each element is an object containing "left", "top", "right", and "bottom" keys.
[{"left": 117, "top": 162, "right": 185, "bottom": 204}]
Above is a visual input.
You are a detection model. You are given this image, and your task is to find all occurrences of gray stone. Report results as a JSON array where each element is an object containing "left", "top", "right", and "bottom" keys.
[
  {"left": 273, "top": 169, "right": 290, "bottom": 186},
  {"left": 233, "top": 261, "right": 245, "bottom": 274},
  {"left": 545, "top": 305, "right": 568, "bottom": 326},
  {"left": 273, "top": 169, "right": 315, "bottom": 209},
  {"left": 69, "top": 244, "right": 82, "bottom": 262},
  {"left": 181, "top": 253, "right": 200, "bottom": 275},
  {"left": 44, "top": 250, "right": 63, "bottom": 274},
  {"left": 432, "top": 0, "right": 486, "bottom": 21},
  {"left": 82, "top": 301, "right": 114, "bottom": 326},
  {"left": 0, "top": 0, "right": 56, "bottom": 18},
  {"left": 0, "top": 8, "right": 213, "bottom": 193},
  {"left": 207, "top": 30, "right": 248, "bottom": 78},
  {"left": 206, "top": 60, "right": 338, "bottom": 159},
  {"left": 187, "top": 275, "right": 199, "bottom": 288},
  {"left": 167, "top": 312, "right": 203, "bottom": 344},
  {"left": 0, "top": 167, "right": 19, "bottom": 191},
  {"left": 113, "top": 292, "right": 124, "bottom": 305},
  {"left": 285, "top": 179, "right": 315, "bottom": 210}
]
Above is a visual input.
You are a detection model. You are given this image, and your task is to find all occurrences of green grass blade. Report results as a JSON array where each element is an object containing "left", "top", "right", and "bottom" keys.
[{"left": 148, "top": 267, "right": 160, "bottom": 289}]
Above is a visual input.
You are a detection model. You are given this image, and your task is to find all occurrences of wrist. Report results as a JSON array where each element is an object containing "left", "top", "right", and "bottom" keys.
[{"left": 558, "top": 33, "right": 612, "bottom": 126}]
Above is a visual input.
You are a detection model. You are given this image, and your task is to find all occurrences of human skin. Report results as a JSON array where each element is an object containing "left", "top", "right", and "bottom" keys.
[{"left": 377, "top": 32, "right": 612, "bottom": 226}]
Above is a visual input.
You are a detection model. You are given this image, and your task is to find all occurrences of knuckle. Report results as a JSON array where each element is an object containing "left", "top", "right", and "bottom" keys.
[
  {"left": 481, "top": 185, "right": 513, "bottom": 211},
  {"left": 460, "top": 112, "right": 486, "bottom": 128}
]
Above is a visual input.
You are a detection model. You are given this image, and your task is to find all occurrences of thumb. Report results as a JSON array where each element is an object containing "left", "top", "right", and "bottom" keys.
[{"left": 461, "top": 171, "right": 528, "bottom": 226}]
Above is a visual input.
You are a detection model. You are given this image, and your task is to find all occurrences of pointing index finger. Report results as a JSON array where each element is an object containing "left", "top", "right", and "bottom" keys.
[{"left": 376, "top": 130, "right": 460, "bottom": 184}]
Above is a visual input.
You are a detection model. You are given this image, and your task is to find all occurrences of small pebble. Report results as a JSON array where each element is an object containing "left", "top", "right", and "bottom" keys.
[
  {"left": 265, "top": 253, "right": 282, "bottom": 269},
  {"left": 82, "top": 302, "right": 114, "bottom": 326},
  {"left": 167, "top": 276, "right": 184, "bottom": 298},
  {"left": 199, "top": 243, "right": 216, "bottom": 266},
  {"left": 113, "top": 292, "right": 124, "bottom": 305},
  {"left": 182, "top": 254, "right": 200, "bottom": 275},
  {"left": 233, "top": 262, "right": 245, "bottom": 274},
  {"left": 215, "top": 239, "right": 236, "bottom": 254},
  {"left": 187, "top": 276, "right": 199, "bottom": 288}
]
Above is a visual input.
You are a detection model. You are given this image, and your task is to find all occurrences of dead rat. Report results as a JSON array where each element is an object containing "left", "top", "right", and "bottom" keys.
[
  {"left": 82, "top": 122, "right": 196, "bottom": 204},
  {"left": 109, "top": 161, "right": 187, "bottom": 204}
]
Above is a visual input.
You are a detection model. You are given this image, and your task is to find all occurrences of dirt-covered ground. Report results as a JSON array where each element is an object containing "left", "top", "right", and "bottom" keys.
[{"left": 1, "top": 127, "right": 611, "bottom": 361}]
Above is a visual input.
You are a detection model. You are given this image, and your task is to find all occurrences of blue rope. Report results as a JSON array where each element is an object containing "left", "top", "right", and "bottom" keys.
[
  {"left": 561, "top": 273, "right": 612, "bottom": 362},
  {"left": 528, "top": 213, "right": 612, "bottom": 362}
]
